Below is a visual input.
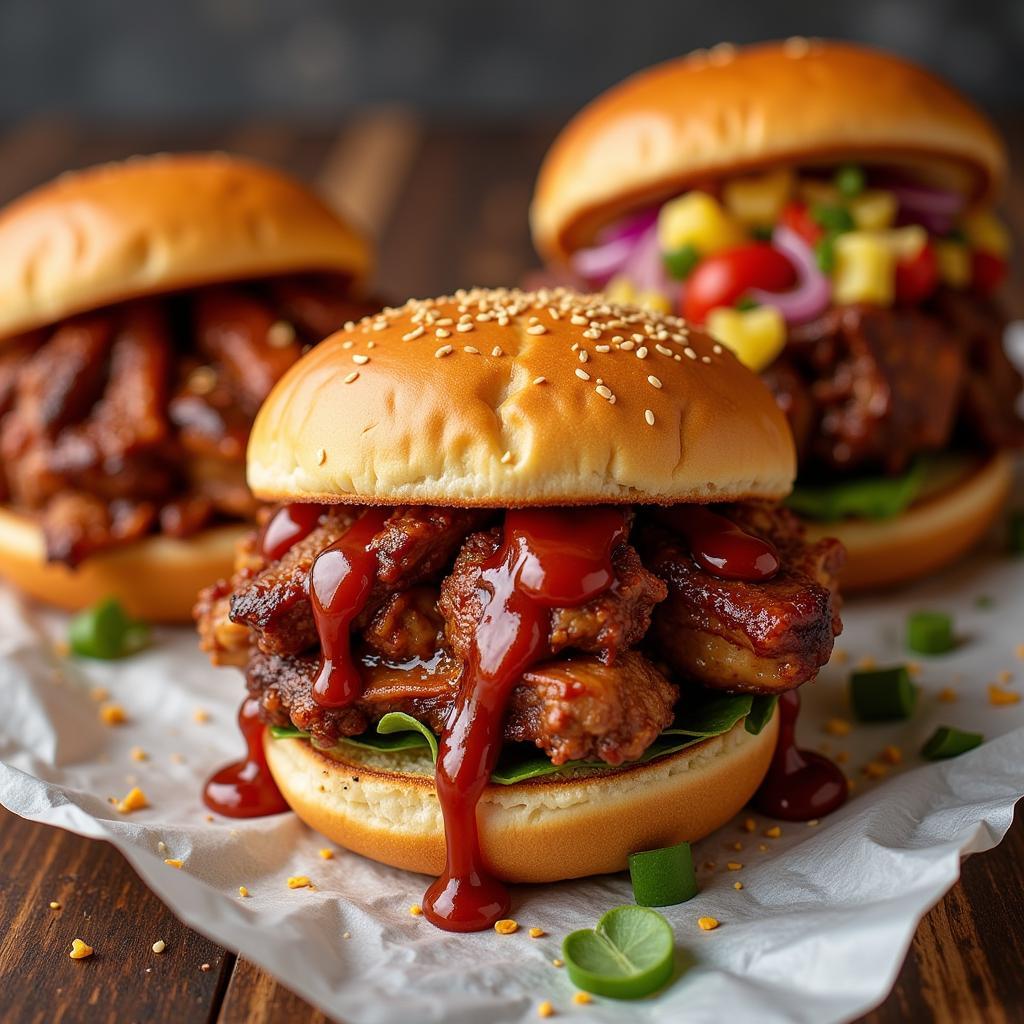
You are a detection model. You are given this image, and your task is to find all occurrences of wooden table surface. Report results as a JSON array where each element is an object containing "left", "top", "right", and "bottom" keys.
[{"left": 0, "top": 112, "right": 1022, "bottom": 1024}]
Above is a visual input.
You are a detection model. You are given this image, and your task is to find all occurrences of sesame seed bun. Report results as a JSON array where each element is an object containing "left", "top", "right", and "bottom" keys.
[
  {"left": 264, "top": 711, "right": 778, "bottom": 883},
  {"left": 0, "top": 506, "right": 245, "bottom": 622},
  {"left": 532, "top": 40, "right": 1006, "bottom": 262},
  {"left": 805, "top": 451, "right": 1015, "bottom": 592},
  {"left": 0, "top": 153, "right": 372, "bottom": 342},
  {"left": 247, "top": 287, "right": 796, "bottom": 507}
]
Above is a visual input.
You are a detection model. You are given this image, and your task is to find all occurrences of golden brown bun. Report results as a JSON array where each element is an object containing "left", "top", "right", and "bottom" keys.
[
  {"left": 0, "top": 153, "right": 372, "bottom": 342},
  {"left": 265, "top": 712, "right": 777, "bottom": 883},
  {"left": 532, "top": 40, "right": 1007, "bottom": 261},
  {"left": 0, "top": 506, "right": 245, "bottom": 622},
  {"left": 248, "top": 287, "right": 796, "bottom": 506},
  {"left": 805, "top": 451, "right": 1014, "bottom": 592}
]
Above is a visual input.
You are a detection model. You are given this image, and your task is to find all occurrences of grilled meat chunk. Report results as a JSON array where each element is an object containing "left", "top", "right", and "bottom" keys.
[
  {"left": 439, "top": 529, "right": 666, "bottom": 664},
  {"left": 41, "top": 493, "right": 157, "bottom": 567},
  {"left": 640, "top": 503, "right": 844, "bottom": 695},
  {"left": 246, "top": 649, "right": 676, "bottom": 766}
]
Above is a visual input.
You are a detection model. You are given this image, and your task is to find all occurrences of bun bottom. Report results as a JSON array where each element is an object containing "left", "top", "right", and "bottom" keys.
[
  {"left": 0, "top": 506, "right": 246, "bottom": 623},
  {"left": 264, "top": 712, "right": 779, "bottom": 884},
  {"left": 804, "top": 451, "right": 1014, "bottom": 592}
]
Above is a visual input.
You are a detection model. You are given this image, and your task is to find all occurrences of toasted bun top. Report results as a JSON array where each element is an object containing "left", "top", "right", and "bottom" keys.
[
  {"left": 532, "top": 40, "right": 1007, "bottom": 261},
  {"left": 247, "top": 287, "right": 795, "bottom": 506},
  {"left": 0, "top": 153, "right": 373, "bottom": 341}
]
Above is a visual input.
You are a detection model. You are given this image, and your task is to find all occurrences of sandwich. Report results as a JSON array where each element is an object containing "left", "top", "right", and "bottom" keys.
[
  {"left": 531, "top": 40, "right": 1022, "bottom": 589},
  {"left": 197, "top": 286, "right": 845, "bottom": 931},
  {"left": 0, "top": 152, "right": 375, "bottom": 620}
]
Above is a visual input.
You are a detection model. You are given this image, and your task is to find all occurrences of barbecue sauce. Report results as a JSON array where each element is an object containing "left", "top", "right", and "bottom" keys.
[
  {"left": 260, "top": 502, "right": 325, "bottom": 561},
  {"left": 309, "top": 507, "right": 391, "bottom": 708},
  {"left": 203, "top": 698, "right": 289, "bottom": 817},
  {"left": 661, "top": 506, "right": 780, "bottom": 580},
  {"left": 422, "top": 507, "right": 628, "bottom": 932},
  {"left": 754, "top": 690, "right": 848, "bottom": 820}
]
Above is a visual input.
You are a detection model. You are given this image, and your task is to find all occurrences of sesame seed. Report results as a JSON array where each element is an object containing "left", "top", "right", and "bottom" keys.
[
  {"left": 582, "top": 327, "right": 601, "bottom": 339},
  {"left": 343, "top": 372, "right": 359, "bottom": 384},
  {"left": 341, "top": 340, "right": 354, "bottom": 349},
  {"left": 644, "top": 409, "right": 655, "bottom": 426},
  {"left": 684, "top": 347, "right": 698, "bottom": 360},
  {"left": 647, "top": 375, "right": 663, "bottom": 389},
  {"left": 456, "top": 322, "right": 474, "bottom": 333},
  {"left": 713, "top": 344, "right": 723, "bottom": 354},
  {"left": 434, "top": 345, "right": 453, "bottom": 358},
  {"left": 595, "top": 385, "right": 613, "bottom": 401},
  {"left": 526, "top": 324, "right": 547, "bottom": 335},
  {"left": 575, "top": 368, "right": 591, "bottom": 381},
  {"left": 352, "top": 353, "right": 370, "bottom": 365},
  {"left": 620, "top": 340, "right": 635, "bottom": 351},
  {"left": 635, "top": 347, "right": 648, "bottom": 359},
  {"left": 578, "top": 350, "right": 589, "bottom": 362},
  {"left": 402, "top": 327, "right": 424, "bottom": 341},
  {"left": 435, "top": 329, "right": 451, "bottom": 340},
  {"left": 655, "top": 344, "right": 672, "bottom": 356},
  {"left": 595, "top": 344, "right": 610, "bottom": 353},
  {"left": 533, "top": 376, "right": 546, "bottom": 385},
  {"left": 501, "top": 450, "right": 513, "bottom": 464},
  {"left": 570, "top": 314, "right": 588, "bottom": 325},
  {"left": 491, "top": 346, "right": 503, "bottom": 357},
  {"left": 463, "top": 345, "right": 479, "bottom": 354},
  {"left": 152, "top": 940, "right": 166, "bottom": 954},
  {"left": 702, "top": 355, "right": 712, "bottom": 364},
  {"left": 366, "top": 340, "right": 376, "bottom": 349}
]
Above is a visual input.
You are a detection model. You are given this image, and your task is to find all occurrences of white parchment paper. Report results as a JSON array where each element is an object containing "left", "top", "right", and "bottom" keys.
[{"left": 1, "top": 525, "right": 1022, "bottom": 1024}]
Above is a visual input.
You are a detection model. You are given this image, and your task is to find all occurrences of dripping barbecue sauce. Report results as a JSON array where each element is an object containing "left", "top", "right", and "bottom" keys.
[
  {"left": 203, "top": 697, "right": 289, "bottom": 817},
  {"left": 423, "top": 507, "right": 628, "bottom": 931},
  {"left": 754, "top": 689, "right": 847, "bottom": 820},
  {"left": 259, "top": 502, "right": 325, "bottom": 561}
]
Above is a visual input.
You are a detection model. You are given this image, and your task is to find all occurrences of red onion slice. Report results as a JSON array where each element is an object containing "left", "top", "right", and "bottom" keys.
[
  {"left": 748, "top": 225, "right": 831, "bottom": 326},
  {"left": 889, "top": 183, "right": 964, "bottom": 235}
]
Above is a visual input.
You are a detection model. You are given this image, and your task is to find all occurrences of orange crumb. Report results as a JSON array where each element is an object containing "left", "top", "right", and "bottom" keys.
[
  {"left": 551, "top": 959, "right": 564, "bottom": 968},
  {"left": 857, "top": 656, "right": 877, "bottom": 670},
  {"left": 881, "top": 745, "right": 903, "bottom": 765},
  {"left": 69, "top": 939, "right": 93, "bottom": 959},
  {"left": 318, "top": 848, "right": 334, "bottom": 860},
  {"left": 193, "top": 708, "right": 210, "bottom": 724},
  {"left": 758, "top": 843, "right": 769, "bottom": 852},
  {"left": 529, "top": 927, "right": 546, "bottom": 938},
  {"left": 808, "top": 819, "right": 820, "bottom": 827},
  {"left": 988, "top": 685, "right": 1021, "bottom": 706},
  {"left": 408, "top": 904, "right": 423, "bottom": 917},
  {"left": 996, "top": 669, "right": 1013, "bottom": 684},
  {"left": 835, "top": 751, "right": 849, "bottom": 764},
  {"left": 763, "top": 826, "right": 782, "bottom": 839},
  {"left": 164, "top": 859, "right": 183, "bottom": 869},
  {"left": 742, "top": 817, "right": 756, "bottom": 833},
  {"left": 238, "top": 886, "right": 249, "bottom": 898},
  {"left": 847, "top": 777, "right": 858, "bottom": 793},
  {"left": 907, "top": 662, "right": 922, "bottom": 678},
  {"left": 287, "top": 877, "right": 312, "bottom": 889},
  {"left": 49, "top": 901, "right": 61, "bottom": 909},
  {"left": 730, "top": 841, "right": 743, "bottom": 851},
  {"left": 733, "top": 881, "right": 744, "bottom": 890},
  {"left": 99, "top": 704, "right": 127, "bottom": 726},
  {"left": 726, "top": 861, "right": 743, "bottom": 871},
  {"left": 537, "top": 1000, "right": 554, "bottom": 1019},
  {"left": 824, "top": 718, "right": 851, "bottom": 737},
  {"left": 698, "top": 916, "right": 720, "bottom": 931},
  {"left": 116, "top": 787, "right": 149, "bottom": 813},
  {"left": 863, "top": 761, "right": 888, "bottom": 779},
  {"left": 130, "top": 747, "right": 148, "bottom": 762},
  {"left": 89, "top": 686, "right": 109, "bottom": 702},
  {"left": 938, "top": 687, "right": 958, "bottom": 702},
  {"left": 572, "top": 992, "right": 592, "bottom": 1005},
  {"left": 494, "top": 919, "right": 519, "bottom": 935},
  {"left": 831, "top": 648, "right": 849, "bottom": 665}
]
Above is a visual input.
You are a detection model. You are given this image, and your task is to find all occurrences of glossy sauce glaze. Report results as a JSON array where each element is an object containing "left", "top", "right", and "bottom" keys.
[
  {"left": 260, "top": 502, "right": 326, "bottom": 561},
  {"left": 309, "top": 507, "right": 391, "bottom": 708},
  {"left": 203, "top": 697, "right": 289, "bottom": 818},
  {"left": 754, "top": 689, "right": 848, "bottom": 820},
  {"left": 659, "top": 505, "right": 779, "bottom": 579},
  {"left": 422, "top": 507, "right": 628, "bottom": 932}
]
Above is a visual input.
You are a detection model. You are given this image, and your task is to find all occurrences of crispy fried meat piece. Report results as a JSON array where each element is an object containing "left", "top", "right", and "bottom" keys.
[
  {"left": 639, "top": 503, "right": 844, "bottom": 695},
  {"left": 266, "top": 274, "right": 382, "bottom": 341},
  {"left": 245, "top": 649, "right": 676, "bottom": 766},
  {"left": 363, "top": 585, "right": 444, "bottom": 662},
  {"left": 439, "top": 529, "right": 666, "bottom": 664},
  {"left": 229, "top": 506, "right": 484, "bottom": 657},
  {"left": 41, "top": 493, "right": 156, "bottom": 567}
]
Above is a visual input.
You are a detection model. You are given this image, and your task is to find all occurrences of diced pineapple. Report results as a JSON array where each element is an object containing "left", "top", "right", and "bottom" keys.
[
  {"left": 798, "top": 179, "right": 842, "bottom": 208},
  {"left": 705, "top": 305, "right": 787, "bottom": 371},
  {"left": 833, "top": 232, "right": 896, "bottom": 306},
  {"left": 962, "top": 208, "right": 1010, "bottom": 255},
  {"left": 637, "top": 290, "right": 673, "bottom": 314},
  {"left": 604, "top": 275, "right": 638, "bottom": 304},
  {"left": 935, "top": 241, "right": 971, "bottom": 288},
  {"left": 849, "top": 189, "right": 898, "bottom": 230},
  {"left": 722, "top": 168, "right": 794, "bottom": 228},
  {"left": 885, "top": 225, "right": 927, "bottom": 260},
  {"left": 657, "top": 191, "right": 743, "bottom": 255}
]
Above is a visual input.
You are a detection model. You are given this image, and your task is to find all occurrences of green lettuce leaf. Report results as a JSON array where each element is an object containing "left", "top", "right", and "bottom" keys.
[
  {"left": 375, "top": 711, "right": 439, "bottom": 760},
  {"left": 745, "top": 695, "right": 778, "bottom": 735},
  {"left": 786, "top": 460, "right": 927, "bottom": 522}
]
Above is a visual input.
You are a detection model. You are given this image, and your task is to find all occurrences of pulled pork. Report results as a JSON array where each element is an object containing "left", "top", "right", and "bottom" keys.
[
  {"left": 197, "top": 502, "right": 843, "bottom": 768},
  {"left": 0, "top": 275, "right": 379, "bottom": 565}
]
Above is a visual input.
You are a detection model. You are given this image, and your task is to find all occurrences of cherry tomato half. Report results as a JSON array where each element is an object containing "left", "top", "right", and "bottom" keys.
[
  {"left": 780, "top": 201, "right": 824, "bottom": 246},
  {"left": 971, "top": 250, "right": 1008, "bottom": 296},
  {"left": 894, "top": 241, "right": 939, "bottom": 304},
  {"left": 683, "top": 243, "right": 797, "bottom": 324}
]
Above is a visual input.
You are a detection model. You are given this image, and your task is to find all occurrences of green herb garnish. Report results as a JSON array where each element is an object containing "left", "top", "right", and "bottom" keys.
[
  {"left": 787, "top": 461, "right": 927, "bottom": 522},
  {"left": 834, "top": 164, "right": 866, "bottom": 198},
  {"left": 906, "top": 611, "right": 955, "bottom": 655},
  {"left": 735, "top": 295, "right": 759, "bottom": 312},
  {"left": 629, "top": 843, "right": 697, "bottom": 907},
  {"left": 812, "top": 203, "right": 855, "bottom": 234},
  {"left": 921, "top": 726, "right": 984, "bottom": 760},
  {"left": 850, "top": 666, "right": 918, "bottom": 722},
  {"left": 745, "top": 695, "right": 778, "bottom": 735},
  {"left": 68, "top": 598, "right": 150, "bottom": 660},
  {"left": 663, "top": 243, "right": 700, "bottom": 280},
  {"left": 814, "top": 235, "right": 836, "bottom": 274},
  {"left": 563, "top": 906, "right": 675, "bottom": 999}
]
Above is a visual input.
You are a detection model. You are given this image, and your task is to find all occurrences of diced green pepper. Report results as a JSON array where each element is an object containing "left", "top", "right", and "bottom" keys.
[
  {"left": 812, "top": 204, "right": 855, "bottom": 234},
  {"left": 834, "top": 164, "right": 866, "bottom": 198},
  {"left": 69, "top": 598, "right": 150, "bottom": 660},
  {"left": 921, "top": 726, "right": 983, "bottom": 760},
  {"left": 906, "top": 611, "right": 955, "bottom": 655},
  {"left": 849, "top": 666, "right": 918, "bottom": 722},
  {"left": 662, "top": 243, "right": 700, "bottom": 280},
  {"left": 628, "top": 842, "right": 698, "bottom": 907}
]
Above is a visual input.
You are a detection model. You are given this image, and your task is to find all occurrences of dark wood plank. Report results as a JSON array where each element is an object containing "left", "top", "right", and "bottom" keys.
[
  {"left": 0, "top": 807, "right": 231, "bottom": 1024},
  {"left": 219, "top": 957, "right": 335, "bottom": 1024}
]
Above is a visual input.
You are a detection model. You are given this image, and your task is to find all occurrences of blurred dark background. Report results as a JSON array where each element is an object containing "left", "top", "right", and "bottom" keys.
[{"left": 1, "top": 0, "right": 1021, "bottom": 121}]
